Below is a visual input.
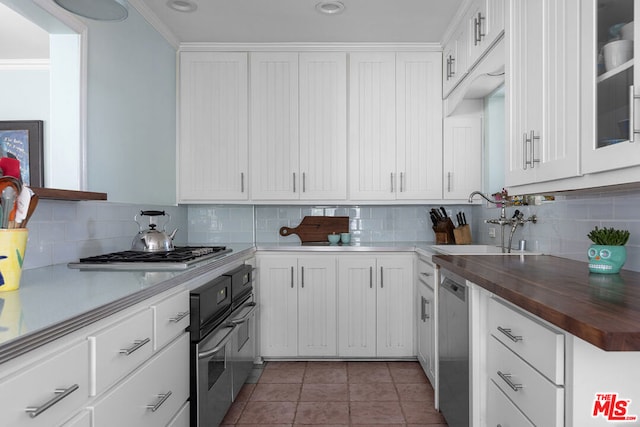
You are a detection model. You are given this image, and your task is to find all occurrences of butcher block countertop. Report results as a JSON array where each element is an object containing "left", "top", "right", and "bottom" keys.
[{"left": 433, "top": 254, "right": 640, "bottom": 352}]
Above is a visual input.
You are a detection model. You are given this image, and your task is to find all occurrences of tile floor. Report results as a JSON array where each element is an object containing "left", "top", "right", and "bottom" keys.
[{"left": 221, "top": 361, "right": 448, "bottom": 426}]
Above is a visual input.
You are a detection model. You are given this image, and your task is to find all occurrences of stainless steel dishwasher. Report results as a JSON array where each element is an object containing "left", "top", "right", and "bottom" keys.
[{"left": 438, "top": 269, "right": 469, "bottom": 427}]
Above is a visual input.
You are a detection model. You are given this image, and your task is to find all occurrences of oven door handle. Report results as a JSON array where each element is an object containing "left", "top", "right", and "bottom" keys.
[
  {"left": 198, "top": 324, "right": 237, "bottom": 359},
  {"left": 229, "top": 302, "right": 258, "bottom": 325}
]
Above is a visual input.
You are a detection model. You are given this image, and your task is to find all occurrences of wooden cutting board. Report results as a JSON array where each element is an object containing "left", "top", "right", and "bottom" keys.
[{"left": 279, "top": 216, "right": 349, "bottom": 243}]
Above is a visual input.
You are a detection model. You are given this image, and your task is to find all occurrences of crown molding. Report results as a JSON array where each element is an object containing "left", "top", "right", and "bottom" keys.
[
  {"left": 127, "top": 0, "right": 180, "bottom": 49},
  {"left": 0, "top": 59, "right": 50, "bottom": 70},
  {"left": 178, "top": 42, "right": 442, "bottom": 53}
]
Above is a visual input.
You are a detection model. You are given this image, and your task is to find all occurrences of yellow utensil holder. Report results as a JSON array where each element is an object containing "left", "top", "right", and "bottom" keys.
[{"left": 0, "top": 229, "right": 28, "bottom": 292}]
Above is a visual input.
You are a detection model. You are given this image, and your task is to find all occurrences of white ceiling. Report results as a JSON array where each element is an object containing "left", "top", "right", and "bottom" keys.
[
  {"left": 0, "top": 2, "right": 49, "bottom": 59},
  {"left": 138, "top": 0, "right": 465, "bottom": 44}
]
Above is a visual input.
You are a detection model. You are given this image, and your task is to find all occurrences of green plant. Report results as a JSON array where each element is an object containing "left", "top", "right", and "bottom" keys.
[{"left": 587, "top": 226, "right": 630, "bottom": 246}]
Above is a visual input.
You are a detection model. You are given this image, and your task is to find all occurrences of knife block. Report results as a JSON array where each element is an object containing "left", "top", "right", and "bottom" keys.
[
  {"left": 453, "top": 224, "right": 472, "bottom": 245},
  {"left": 433, "top": 218, "right": 456, "bottom": 244}
]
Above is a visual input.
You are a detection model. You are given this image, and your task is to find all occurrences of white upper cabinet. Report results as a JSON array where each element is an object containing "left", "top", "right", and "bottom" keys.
[
  {"left": 443, "top": 24, "right": 470, "bottom": 98},
  {"left": 505, "top": 0, "right": 581, "bottom": 187},
  {"left": 582, "top": 0, "right": 640, "bottom": 173},
  {"left": 178, "top": 52, "right": 248, "bottom": 202},
  {"left": 396, "top": 52, "right": 443, "bottom": 200},
  {"left": 467, "top": 0, "right": 506, "bottom": 66},
  {"left": 443, "top": 115, "right": 483, "bottom": 199},
  {"left": 250, "top": 52, "right": 347, "bottom": 201},
  {"left": 250, "top": 53, "right": 300, "bottom": 200},
  {"left": 349, "top": 52, "right": 397, "bottom": 200},
  {"left": 350, "top": 52, "right": 443, "bottom": 201},
  {"left": 299, "top": 53, "right": 348, "bottom": 200}
]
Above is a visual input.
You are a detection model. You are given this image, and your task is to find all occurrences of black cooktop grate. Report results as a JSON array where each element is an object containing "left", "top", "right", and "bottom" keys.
[{"left": 78, "top": 246, "right": 228, "bottom": 263}]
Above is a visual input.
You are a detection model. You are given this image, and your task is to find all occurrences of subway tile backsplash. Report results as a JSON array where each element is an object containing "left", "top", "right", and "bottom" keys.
[{"left": 22, "top": 188, "right": 640, "bottom": 273}]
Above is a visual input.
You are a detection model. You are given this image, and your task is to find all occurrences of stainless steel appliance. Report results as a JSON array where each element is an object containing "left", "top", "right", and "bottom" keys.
[
  {"left": 438, "top": 269, "right": 469, "bottom": 427},
  {"left": 68, "top": 246, "right": 232, "bottom": 271},
  {"left": 190, "top": 265, "right": 257, "bottom": 427}
]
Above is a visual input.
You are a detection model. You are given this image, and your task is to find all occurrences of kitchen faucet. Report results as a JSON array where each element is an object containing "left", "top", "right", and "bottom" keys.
[{"left": 468, "top": 191, "right": 537, "bottom": 253}]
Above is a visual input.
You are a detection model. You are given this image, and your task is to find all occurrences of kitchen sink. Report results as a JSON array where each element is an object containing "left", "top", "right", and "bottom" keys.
[{"left": 432, "top": 244, "right": 542, "bottom": 255}]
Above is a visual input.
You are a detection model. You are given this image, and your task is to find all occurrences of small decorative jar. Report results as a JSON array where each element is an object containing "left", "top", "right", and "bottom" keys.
[{"left": 588, "top": 245, "right": 627, "bottom": 274}]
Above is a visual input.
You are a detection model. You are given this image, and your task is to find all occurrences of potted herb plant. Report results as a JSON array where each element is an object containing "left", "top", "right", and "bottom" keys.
[{"left": 587, "top": 226, "right": 630, "bottom": 274}]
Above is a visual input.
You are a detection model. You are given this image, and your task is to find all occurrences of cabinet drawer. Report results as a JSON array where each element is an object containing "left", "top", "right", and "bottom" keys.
[
  {"left": 61, "top": 410, "right": 91, "bottom": 427},
  {"left": 486, "top": 379, "right": 534, "bottom": 427},
  {"left": 91, "top": 333, "right": 190, "bottom": 427},
  {"left": 488, "top": 297, "right": 564, "bottom": 384},
  {"left": 488, "top": 336, "right": 563, "bottom": 427},
  {"left": 417, "top": 257, "right": 435, "bottom": 289},
  {"left": 89, "top": 308, "right": 154, "bottom": 396},
  {"left": 153, "top": 290, "right": 189, "bottom": 351},
  {"left": 0, "top": 340, "right": 89, "bottom": 427},
  {"left": 167, "top": 402, "right": 190, "bottom": 427}
]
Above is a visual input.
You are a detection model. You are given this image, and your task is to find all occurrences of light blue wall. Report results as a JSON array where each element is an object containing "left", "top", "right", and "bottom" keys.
[
  {"left": 85, "top": 8, "right": 176, "bottom": 205},
  {"left": 0, "top": 69, "right": 49, "bottom": 121}
]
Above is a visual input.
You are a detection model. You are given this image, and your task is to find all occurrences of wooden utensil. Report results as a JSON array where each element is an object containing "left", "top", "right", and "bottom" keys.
[
  {"left": 20, "top": 194, "right": 38, "bottom": 228},
  {"left": 279, "top": 216, "right": 349, "bottom": 243}
]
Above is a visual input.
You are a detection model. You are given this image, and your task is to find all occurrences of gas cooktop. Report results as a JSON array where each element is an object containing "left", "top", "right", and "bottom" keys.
[{"left": 67, "top": 246, "right": 232, "bottom": 271}]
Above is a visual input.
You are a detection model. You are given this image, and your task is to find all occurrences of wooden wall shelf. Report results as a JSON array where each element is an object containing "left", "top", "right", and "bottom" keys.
[{"left": 31, "top": 187, "right": 107, "bottom": 201}]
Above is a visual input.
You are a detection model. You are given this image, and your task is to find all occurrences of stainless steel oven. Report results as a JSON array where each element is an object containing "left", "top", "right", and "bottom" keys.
[{"left": 190, "top": 265, "right": 257, "bottom": 427}]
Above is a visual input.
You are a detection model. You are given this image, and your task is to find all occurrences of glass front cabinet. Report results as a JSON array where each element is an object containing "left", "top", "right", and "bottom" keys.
[{"left": 582, "top": 0, "right": 640, "bottom": 173}]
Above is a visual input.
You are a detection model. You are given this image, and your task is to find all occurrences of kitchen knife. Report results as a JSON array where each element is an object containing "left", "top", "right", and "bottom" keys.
[
  {"left": 457, "top": 212, "right": 463, "bottom": 227},
  {"left": 431, "top": 208, "right": 442, "bottom": 221},
  {"left": 462, "top": 212, "right": 467, "bottom": 225},
  {"left": 440, "top": 207, "right": 448, "bottom": 218}
]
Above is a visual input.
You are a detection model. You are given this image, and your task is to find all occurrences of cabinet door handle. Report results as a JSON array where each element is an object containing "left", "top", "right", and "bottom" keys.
[
  {"left": 476, "top": 12, "right": 485, "bottom": 44},
  {"left": 169, "top": 311, "right": 189, "bottom": 323},
  {"left": 446, "top": 56, "right": 451, "bottom": 80},
  {"left": 629, "top": 85, "right": 640, "bottom": 142},
  {"left": 369, "top": 266, "right": 373, "bottom": 288},
  {"left": 302, "top": 172, "right": 306, "bottom": 192},
  {"left": 241, "top": 172, "right": 245, "bottom": 193},
  {"left": 390, "top": 173, "right": 394, "bottom": 193},
  {"left": 301, "top": 266, "right": 304, "bottom": 288},
  {"left": 380, "top": 266, "right": 384, "bottom": 288},
  {"left": 293, "top": 172, "right": 296, "bottom": 193},
  {"left": 146, "top": 391, "right": 172, "bottom": 412},
  {"left": 497, "top": 326, "right": 523, "bottom": 342},
  {"left": 25, "top": 384, "right": 79, "bottom": 418},
  {"left": 119, "top": 337, "right": 151, "bottom": 355},
  {"left": 421, "top": 272, "right": 432, "bottom": 277},
  {"left": 291, "top": 266, "right": 294, "bottom": 288},
  {"left": 497, "top": 371, "right": 523, "bottom": 392},
  {"left": 447, "top": 172, "right": 452, "bottom": 192},
  {"left": 420, "top": 296, "right": 426, "bottom": 321},
  {"left": 522, "top": 132, "right": 528, "bottom": 170},
  {"left": 400, "top": 172, "right": 404, "bottom": 192},
  {"left": 530, "top": 130, "right": 540, "bottom": 168}
]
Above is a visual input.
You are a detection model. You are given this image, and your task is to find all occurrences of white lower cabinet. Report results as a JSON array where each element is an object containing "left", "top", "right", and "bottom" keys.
[
  {"left": 486, "top": 379, "right": 534, "bottom": 427},
  {"left": 90, "top": 333, "right": 190, "bottom": 427},
  {"left": 337, "top": 254, "right": 414, "bottom": 358},
  {"left": 258, "top": 254, "right": 337, "bottom": 357},
  {"left": 258, "top": 252, "right": 414, "bottom": 359},
  {"left": 166, "top": 402, "right": 190, "bottom": 427},
  {"left": 479, "top": 292, "right": 565, "bottom": 426},
  {"left": 416, "top": 257, "right": 435, "bottom": 385},
  {"left": 89, "top": 308, "right": 154, "bottom": 396},
  {"left": 0, "top": 340, "right": 89, "bottom": 427}
]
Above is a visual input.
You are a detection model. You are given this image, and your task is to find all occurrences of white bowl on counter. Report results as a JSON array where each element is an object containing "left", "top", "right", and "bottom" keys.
[{"left": 604, "top": 39, "right": 633, "bottom": 71}]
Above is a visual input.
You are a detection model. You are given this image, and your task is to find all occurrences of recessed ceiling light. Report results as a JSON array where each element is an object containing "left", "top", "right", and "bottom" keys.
[
  {"left": 167, "top": 0, "right": 198, "bottom": 13},
  {"left": 316, "top": 1, "right": 345, "bottom": 15}
]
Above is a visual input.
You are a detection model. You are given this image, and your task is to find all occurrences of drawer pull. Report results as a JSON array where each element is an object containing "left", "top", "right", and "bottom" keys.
[
  {"left": 497, "top": 326, "right": 523, "bottom": 343},
  {"left": 25, "top": 384, "right": 79, "bottom": 418},
  {"left": 497, "top": 371, "right": 523, "bottom": 392},
  {"left": 146, "top": 391, "right": 172, "bottom": 412},
  {"left": 420, "top": 272, "right": 432, "bottom": 277},
  {"left": 119, "top": 337, "right": 151, "bottom": 355},
  {"left": 169, "top": 311, "right": 189, "bottom": 323}
]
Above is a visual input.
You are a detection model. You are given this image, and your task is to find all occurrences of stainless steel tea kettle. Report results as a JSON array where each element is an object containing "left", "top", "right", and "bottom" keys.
[{"left": 131, "top": 210, "right": 178, "bottom": 252}]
